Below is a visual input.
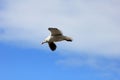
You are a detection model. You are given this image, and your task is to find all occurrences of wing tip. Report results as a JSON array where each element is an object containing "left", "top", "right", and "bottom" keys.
[
  {"left": 48, "top": 42, "right": 57, "bottom": 51},
  {"left": 48, "top": 27, "right": 52, "bottom": 30},
  {"left": 48, "top": 27, "right": 58, "bottom": 30}
]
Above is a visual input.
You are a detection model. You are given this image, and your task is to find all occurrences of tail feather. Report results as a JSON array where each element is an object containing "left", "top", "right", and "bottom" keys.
[{"left": 64, "top": 36, "right": 72, "bottom": 42}]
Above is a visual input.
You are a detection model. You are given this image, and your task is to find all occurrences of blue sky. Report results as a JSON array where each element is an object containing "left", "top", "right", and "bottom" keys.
[{"left": 0, "top": 0, "right": 120, "bottom": 80}]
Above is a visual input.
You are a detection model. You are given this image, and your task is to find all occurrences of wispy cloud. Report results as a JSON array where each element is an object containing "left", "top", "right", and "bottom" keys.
[
  {"left": 0, "top": 0, "right": 120, "bottom": 57},
  {"left": 0, "top": 28, "right": 4, "bottom": 34},
  {"left": 56, "top": 55, "right": 120, "bottom": 79}
]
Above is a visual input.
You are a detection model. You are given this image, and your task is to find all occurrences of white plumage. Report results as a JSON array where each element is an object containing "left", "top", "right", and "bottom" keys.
[{"left": 41, "top": 27, "right": 72, "bottom": 51}]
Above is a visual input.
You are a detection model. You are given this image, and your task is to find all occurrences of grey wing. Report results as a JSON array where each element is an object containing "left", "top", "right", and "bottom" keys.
[
  {"left": 48, "top": 42, "right": 57, "bottom": 51},
  {"left": 48, "top": 28, "right": 63, "bottom": 36}
]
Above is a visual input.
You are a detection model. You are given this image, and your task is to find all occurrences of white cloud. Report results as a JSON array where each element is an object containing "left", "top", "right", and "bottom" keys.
[
  {"left": 0, "top": 0, "right": 120, "bottom": 57},
  {"left": 56, "top": 55, "right": 120, "bottom": 79}
]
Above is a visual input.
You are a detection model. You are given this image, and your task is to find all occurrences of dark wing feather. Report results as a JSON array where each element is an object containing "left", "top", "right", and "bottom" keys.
[
  {"left": 48, "top": 42, "right": 57, "bottom": 51},
  {"left": 48, "top": 28, "right": 63, "bottom": 36}
]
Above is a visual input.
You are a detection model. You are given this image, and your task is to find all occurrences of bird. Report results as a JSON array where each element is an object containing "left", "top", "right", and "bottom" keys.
[{"left": 41, "top": 27, "right": 72, "bottom": 51}]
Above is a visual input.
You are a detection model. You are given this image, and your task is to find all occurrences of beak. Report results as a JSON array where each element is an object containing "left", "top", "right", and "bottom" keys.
[
  {"left": 41, "top": 42, "right": 44, "bottom": 44},
  {"left": 41, "top": 42, "right": 45, "bottom": 44}
]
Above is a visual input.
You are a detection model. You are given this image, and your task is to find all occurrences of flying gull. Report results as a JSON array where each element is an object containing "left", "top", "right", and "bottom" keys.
[{"left": 41, "top": 27, "right": 72, "bottom": 51}]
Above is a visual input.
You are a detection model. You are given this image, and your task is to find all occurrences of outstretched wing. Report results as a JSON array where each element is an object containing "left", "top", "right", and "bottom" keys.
[
  {"left": 48, "top": 28, "right": 63, "bottom": 36},
  {"left": 48, "top": 42, "right": 57, "bottom": 51}
]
